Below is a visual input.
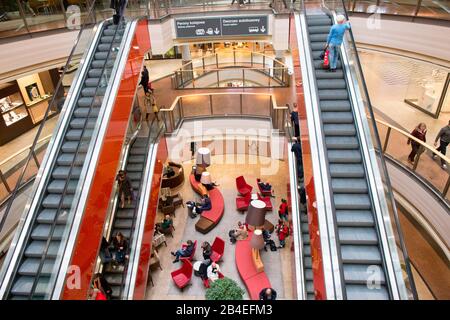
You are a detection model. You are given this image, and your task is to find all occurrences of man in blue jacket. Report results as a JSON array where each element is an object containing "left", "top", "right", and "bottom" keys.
[{"left": 326, "top": 14, "right": 351, "bottom": 72}]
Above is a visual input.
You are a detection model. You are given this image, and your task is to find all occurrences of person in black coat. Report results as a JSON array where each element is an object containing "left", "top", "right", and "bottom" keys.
[
  {"left": 290, "top": 103, "right": 300, "bottom": 138},
  {"left": 140, "top": 66, "right": 150, "bottom": 93},
  {"left": 259, "top": 287, "right": 277, "bottom": 300},
  {"left": 201, "top": 242, "right": 212, "bottom": 260},
  {"left": 291, "top": 137, "right": 304, "bottom": 179}
]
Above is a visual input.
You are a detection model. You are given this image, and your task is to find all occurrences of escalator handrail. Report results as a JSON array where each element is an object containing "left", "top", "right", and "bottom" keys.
[
  {"left": 330, "top": 0, "right": 418, "bottom": 300},
  {"left": 0, "top": 0, "right": 100, "bottom": 236}
]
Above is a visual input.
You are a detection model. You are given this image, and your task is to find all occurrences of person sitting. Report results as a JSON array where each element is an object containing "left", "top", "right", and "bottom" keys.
[
  {"left": 156, "top": 215, "right": 173, "bottom": 235},
  {"left": 259, "top": 287, "right": 277, "bottom": 300},
  {"left": 257, "top": 178, "right": 274, "bottom": 196},
  {"left": 200, "top": 172, "right": 220, "bottom": 191},
  {"left": 171, "top": 240, "right": 195, "bottom": 263},
  {"left": 201, "top": 241, "right": 212, "bottom": 260},
  {"left": 187, "top": 195, "right": 212, "bottom": 216},
  {"left": 198, "top": 258, "right": 212, "bottom": 281},
  {"left": 207, "top": 262, "right": 221, "bottom": 282},
  {"left": 229, "top": 221, "right": 248, "bottom": 243},
  {"left": 262, "top": 229, "right": 277, "bottom": 252},
  {"left": 112, "top": 232, "right": 128, "bottom": 267},
  {"left": 99, "top": 237, "right": 113, "bottom": 265},
  {"left": 163, "top": 165, "right": 175, "bottom": 178}
]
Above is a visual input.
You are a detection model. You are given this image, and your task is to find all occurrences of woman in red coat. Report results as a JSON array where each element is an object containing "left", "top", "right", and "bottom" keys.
[{"left": 407, "top": 123, "right": 427, "bottom": 163}]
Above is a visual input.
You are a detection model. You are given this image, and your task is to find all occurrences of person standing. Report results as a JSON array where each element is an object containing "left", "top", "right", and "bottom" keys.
[
  {"left": 291, "top": 137, "right": 304, "bottom": 179},
  {"left": 407, "top": 123, "right": 427, "bottom": 164},
  {"left": 259, "top": 287, "right": 277, "bottom": 300},
  {"left": 325, "top": 14, "right": 351, "bottom": 72},
  {"left": 278, "top": 199, "right": 289, "bottom": 221},
  {"left": 116, "top": 170, "right": 132, "bottom": 208},
  {"left": 140, "top": 66, "right": 150, "bottom": 94},
  {"left": 433, "top": 120, "right": 450, "bottom": 169},
  {"left": 276, "top": 220, "right": 289, "bottom": 248},
  {"left": 290, "top": 103, "right": 300, "bottom": 138}
]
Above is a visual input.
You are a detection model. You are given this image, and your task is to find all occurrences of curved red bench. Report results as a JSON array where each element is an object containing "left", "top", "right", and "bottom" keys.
[
  {"left": 189, "top": 174, "right": 225, "bottom": 234},
  {"left": 235, "top": 231, "right": 271, "bottom": 300}
]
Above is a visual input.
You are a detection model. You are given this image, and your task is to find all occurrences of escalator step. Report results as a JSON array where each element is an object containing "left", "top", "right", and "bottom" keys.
[
  {"left": 336, "top": 210, "right": 375, "bottom": 227},
  {"left": 346, "top": 285, "right": 389, "bottom": 300},
  {"left": 85, "top": 77, "right": 100, "bottom": 87},
  {"left": 24, "top": 241, "right": 60, "bottom": 258},
  {"left": 103, "top": 29, "right": 125, "bottom": 36},
  {"left": 31, "top": 224, "right": 65, "bottom": 241},
  {"left": 104, "top": 273, "right": 124, "bottom": 286},
  {"left": 327, "top": 150, "right": 362, "bottom": 163},
  {"left": 324, "top": 124, "right": 356, "bottom": 136},
  {"left": 320, "top": 100, "right": 351, "bottom": 111},
  {"left": 330, "top": 163, "right": 365, "bottom": 178},
  {"left": 114, "top": 218, "right": 133, "bottom": 229},
  {"left": 322, "top": 111, "right": 354, "bottom": 124},
  {"left": 77, "top": 97, "right": 102, "bottom": 108},
  {"left": 61, "top": 141, "right": 89, "bottom": 153},
  {"left": 334, "top": 194, "right": 371, "bottom": 210},
  {"left": 341, "top": 245, "right": 382, "bottom": 264},
  {"left": 47, "top": 179, "right": 78, "bottom": 194},
  {"left": 129, "top": 147, "right": 147, "bottom": 155},
  {"left": 56, "top": 152, "right": 86, "bottom": 166},
  {"left": 338, "top": 227, "right": 378, "bottom": 245},
  {"left": 91, "top": 59, "right": 115, "bottom": 68},
  {"left": 343, "top": 264, "right": 386, "bottom": 284},
  {"left": 305, "top": 269, "right": 313, "bottom": 281},
  {"left": 70, "top": 118, "right": 97, "bottom": 130},
  {"left": 309, "top": 33, "right": 328, "bottom": 42},
  {"left": 81, "top": 86, "right": 106, "bottom": 97},
  {"left": 10, "top": 276, "right": 49, "bottom": 297},
  {"left": 131, "top": 180, "right": 140, "bottom": 189},
  {"left": 128, "top": 155, "right": 146, "bottom": 163},
  {"left": 307, "top": 18, "right": 331, "bottom": 27},
  {"left": 65, "top": 129, "right": 93, "bottom": 140},
  {"left": 308, "top": 25, "right": 330, "bottom": 34},
  {"left": 331, "top": 178, "right": 368, "bottom": 193},
  {"left": 304, "top": 257, "right": 312, "bottom": 268},
  {"left": 18, "top": 258, "right": 54, "bottom": 276},
  {"left": 52, "top": 166, "right": 82, "bottom": 179},
  {"left": 127, "top": 163, "right": 144, "bottom": 172},
  {"left": 126, "top": 172, "right": 142, "bottom": 180},
  {"left": 318, "top": 89, "right": 348, "bottom": 100},
  {"left": 42, "top": 194, "right": 74, "bottom": 209},
  {"left": 88, "top": 68, "right": 104, "bottom": 78},
  {"left": 73, "top": 107, "right": 100, "bottom": 118},
  {"left": 314, "top": 59, "right": 341, "bottom": 69},
  {"left": 133, "top": 139, "right": 148, "bottom": 148},
  {"left": 317, "top": 79, "right": 347, "bottom": 89},
  {"left": 116, "top": 209, "right": 135, "bottom": 219},
  {"left": 37, "top": 209, "right": 69, "bottom": 224},
  {"left": 326, "top": 136, "right": 359, "bottom": 149}
]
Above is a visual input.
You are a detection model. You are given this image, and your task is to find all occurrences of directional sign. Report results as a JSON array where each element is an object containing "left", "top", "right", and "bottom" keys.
[{"left": 175, "top": 15, "right": 268, "bottom": 38}]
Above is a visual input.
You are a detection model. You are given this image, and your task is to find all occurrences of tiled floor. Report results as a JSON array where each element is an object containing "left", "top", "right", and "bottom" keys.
[{"left": 146, "top": 155, "right": 295, "bottom": 300}]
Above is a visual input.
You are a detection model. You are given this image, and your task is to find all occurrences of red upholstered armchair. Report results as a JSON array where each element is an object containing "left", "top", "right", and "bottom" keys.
[
  {"left": 257, "top": 178, "right": 272, "bottom": 197},
  {"left": 236, "top": 176, "right": 252, "bottom": 196},
  {"left": 257, "top": 193, "right": 273, "bottom": 211},
  {"left": 180, "top": 240, "right": 197, "bottom": 262},
  {"left": 236, "top": 192, "right": 251, "bottom": 211},
  {"left": 171, "top": 260, "right": 193, "bottom": 290},
  {"left": 210, "top": 237, "right": 225, "bottom": 262},
  {"left": 203, "top": 271, "right": 225, "bottom": 288}
]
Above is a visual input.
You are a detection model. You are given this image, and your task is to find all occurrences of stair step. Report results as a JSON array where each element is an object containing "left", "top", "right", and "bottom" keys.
[
  {"left": 314, "top": 69, "right": 345, "bottom": 80},
  {"left": 73, "top": 107, "right": 100, "bottom": 118},
  {"left": 77, "top": 97, "right": 102, "bottom": 108},
  {"left": 320, "top": 100, "right": 351, "bottom": 111},
  {"left": 61, "top": 141, "right": 89, "bottom": 153},
  {"left": 336, "top": 210, "right": 375, "bottom": 227},
  {"left": 330, "top": 164, "right": 365, "bottom": 178},
  {"left": 70, "top": 117, "right": 97, "bottom": 130},
  {"left": 307, "top": 18, "right": 332, "bottom": 27},
  {"left": 322, "top": 111, "right": 353, "bottom": 124},
  {"left": 56, "top": 153, "right": 86, "bottom": 166},
  {"left": 10, "top": 276, "right": 49, "bottom": 297},
  {"left": 309, "top": 33, "right": 328, "bottom": 42},
  {"left": 65, "top": 129, "right": 93, "bottom": 141},
  {"left": 81, "top": 87, "right": 106, "bottom": 97},
  {"left": 308, "top": 25, "right": 331, "bottom": 34},
  {"left": 332, "top": 178, "right": 368, "bottom": 193},
  {"left": 338, "top": 227, "right": 378, "bottom": 245},
  {"left": 334, "top": 194, "right": 371, "bottom": 210},
  {"left": 85, "top": 77, "right": 100, "bottom": 87},
  {"left": 317, "top": 79, "right": 347, "bottom": 89}
]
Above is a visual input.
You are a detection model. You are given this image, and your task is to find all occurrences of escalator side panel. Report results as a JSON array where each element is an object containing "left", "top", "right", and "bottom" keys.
[{"left": 60, "top": 19, "right": 151, "bottom": 300}]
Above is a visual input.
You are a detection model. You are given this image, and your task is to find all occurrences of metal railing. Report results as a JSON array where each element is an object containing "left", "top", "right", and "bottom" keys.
[
  {"left": 159, "top": 92, "right": 287, "bottom": 133},
  {"left": 373, "top": 117, "right": 450, "bottom": 201},
  {"left": 174, "top": 49, "right": 290, "bottom": 89}
]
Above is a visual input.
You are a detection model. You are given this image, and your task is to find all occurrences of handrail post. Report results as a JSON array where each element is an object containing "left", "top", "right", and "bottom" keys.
[
  {"left": 242, "top": 69, "right": 245, "bottom": 86},
  {"left": 382, "top": 127, "right": 391, "bottom": 153},
  {"left": 443, "top": 175, "right": 450, "bottom": 198},
  {"left": 216, "top": 70, "right": 220, "bottom": 88},
  {"left": 240, "top": 94, "right": 243, "bottom": 115},
  {"left": 233, "top": 48, "right": 236, "bottom": 65},
  {"left": 0, "top": 170, "right": 11, "bottom": 193},
  {"left": 210, "top": 94, "right": 214, "bottom": 115}
]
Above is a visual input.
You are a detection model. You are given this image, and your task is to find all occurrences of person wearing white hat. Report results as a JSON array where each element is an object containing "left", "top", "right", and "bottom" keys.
[{"left": 325, "top": 14, "right": 351, "bottom": 72}]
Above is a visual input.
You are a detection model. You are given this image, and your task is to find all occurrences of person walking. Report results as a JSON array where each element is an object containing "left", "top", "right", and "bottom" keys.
[
  {"left": 140, "top": 66, "right": 150, "bottom": 94},
  {"left": 407, "top": 123, "right": 427, "bottom": 164},
  {"left": 325, "top": 14, "right": 351, "bottom": 72},
  {"left": 433, "top": 120, "right": 450, "bottom": 169},
  {"left": 278, "top": 199, "right": 289, "bottom": 221}
]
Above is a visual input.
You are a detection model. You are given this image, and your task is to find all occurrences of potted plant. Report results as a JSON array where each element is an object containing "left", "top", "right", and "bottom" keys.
[{"left": 205, "top": 277, "right": 245, "bottom": 300}]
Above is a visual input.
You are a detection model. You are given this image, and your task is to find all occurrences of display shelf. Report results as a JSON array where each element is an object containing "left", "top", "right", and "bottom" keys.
[
  {"left": 1, "top": 103, "right": 26, "bottom": 115},
  {"left": 25, "top": 94, "right": 52, "bottom": 108}
]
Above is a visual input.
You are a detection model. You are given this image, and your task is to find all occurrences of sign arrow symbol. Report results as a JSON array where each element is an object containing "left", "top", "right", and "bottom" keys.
[
  {"left": 261, "top": 25, "right": 266, "bottom": 33},
  {"left": 214, "top": 27, "right": 220, "bottom": 34}
]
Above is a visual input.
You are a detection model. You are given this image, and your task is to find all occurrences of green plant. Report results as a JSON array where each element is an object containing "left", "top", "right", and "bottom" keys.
[{"left": 205, "top": 277, "right": 245, "bottom": 300}]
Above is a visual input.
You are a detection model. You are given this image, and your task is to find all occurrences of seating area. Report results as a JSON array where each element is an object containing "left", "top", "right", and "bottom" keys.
[
  {"left": 146, "top": 155, "right": 293, "bottom": 300},
  {"left": 189, "top": 174, "right": 225, "bottom": 234},
  {"left": 161, "top": 161, "right": 185, "bottom": 189},
  {"left": 235, "top": 176, "right": 273, "bottom": 212}
]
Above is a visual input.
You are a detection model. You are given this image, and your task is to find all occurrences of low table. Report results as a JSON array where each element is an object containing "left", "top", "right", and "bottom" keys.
[{"left": 193, "top": 261, "right": 203, "bottom": 277}]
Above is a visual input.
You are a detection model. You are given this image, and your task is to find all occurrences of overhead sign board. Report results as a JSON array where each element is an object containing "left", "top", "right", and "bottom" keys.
[{"left": 175, "top": 16, "right": 268, "bottom": 38}]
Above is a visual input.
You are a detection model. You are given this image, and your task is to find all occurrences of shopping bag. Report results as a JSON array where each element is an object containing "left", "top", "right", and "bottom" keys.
[{"left": 322, "top": 49, "right": 330, "bottom": 69}]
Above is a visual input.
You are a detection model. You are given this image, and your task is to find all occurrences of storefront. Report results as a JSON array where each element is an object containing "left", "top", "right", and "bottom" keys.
[{"left": 0, "top": 68, "right": 60, "bottom": 145}]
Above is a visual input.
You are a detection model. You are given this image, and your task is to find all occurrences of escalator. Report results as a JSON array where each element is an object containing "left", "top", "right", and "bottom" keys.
[
  {"left": 0, "top": 19, "right": 129, "bottom": 299},
  {"left": 102, "top": 136, "right": 150, "bottom": 299},
  {"left": 303, "top": 12, "right": 391, "bottom": 299}
]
